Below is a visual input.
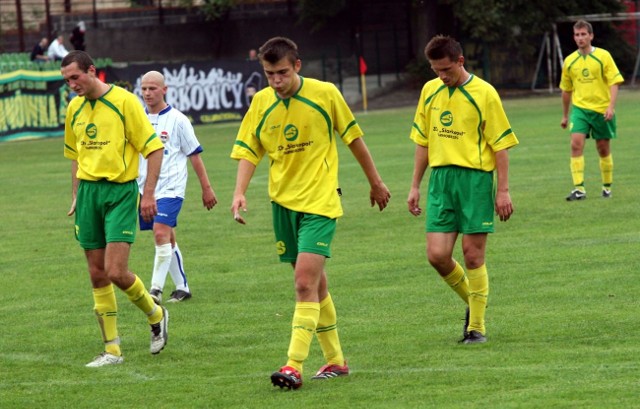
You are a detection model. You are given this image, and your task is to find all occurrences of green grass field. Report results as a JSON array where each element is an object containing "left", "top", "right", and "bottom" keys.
[{"left": 1, "top": 90, "right": 639, "bottom": 408}]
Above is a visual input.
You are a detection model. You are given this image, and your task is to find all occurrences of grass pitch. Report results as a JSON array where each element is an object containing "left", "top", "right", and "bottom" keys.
[{"left": 1, "top": 89, "right": 639, "bottom": 408}]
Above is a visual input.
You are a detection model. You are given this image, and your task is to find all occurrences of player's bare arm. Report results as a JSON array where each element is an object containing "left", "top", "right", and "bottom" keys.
[
  {"left": 408, "top": 144, "right": 429, "bottom": 216},
  {"left": 68, "top": 160, "right": 79, "bottom": 216},
  {"left": 140, "top": 148, "right": 163, "bottom": 222},
  {"left": 604, "top": 84, "right": 620, "bottom": 121},
  {"left": 347, "top": 137, "right": 391, "bottom": 211},
  {"left": 494, "top": 150, "right": 513, "bottom": 222},
  {"left": 189, "top": 154, "right": 217, "bottom": 210},
  {"left": 231, "top": 159, "right": 256, "bottom": 224},
  {"left": 561, "top": 91, "right": 572, "bottom": 129}
]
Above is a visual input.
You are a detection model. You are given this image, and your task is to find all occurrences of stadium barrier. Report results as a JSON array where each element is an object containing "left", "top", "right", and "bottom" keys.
[{"left": 0, "top": 59, "right": 264, "bottom": 143}]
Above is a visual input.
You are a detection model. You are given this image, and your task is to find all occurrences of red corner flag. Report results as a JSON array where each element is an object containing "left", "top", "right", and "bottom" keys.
[{"left": 359, "top": 56, "right": 367, "bottom": 75}]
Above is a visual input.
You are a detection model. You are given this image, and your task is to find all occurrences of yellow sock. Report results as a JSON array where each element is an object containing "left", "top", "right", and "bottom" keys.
[
  {"left": 286, "top": 302, "right": 320, "bottom": 374},
  {"left": 92, "top": 284, "right": 121, "bottom": 356},
  {"left": 570, "top": 156, "right": 585, "bottom": 190},
  {"left": 599, "top": 154, "right": 613, "bottom": 188},
  {"left": 316, "top": 294, "right": 345, "bottom": 366},
  {"left": 467, "top": 264, "right": 489, "bottom": 334},
  {"left": 123, "top": 275, "right": 162, "bottom": 325},
  {"left": 442, "top": 262, "right": 469, "bottom": 304}
]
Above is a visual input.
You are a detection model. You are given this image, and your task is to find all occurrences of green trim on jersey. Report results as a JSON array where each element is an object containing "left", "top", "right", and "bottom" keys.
[
  {"left": 410, "top": 74, "right": 518, "bottom": 172},
  {"left": 64, "top": 85, "right": 163, "bottom": 183},
  {"left": 559, "top": 47, "right": 624, "bottom": 113},
  {"left": 231, "top": 76, "right": 363, "bottom": 218}
]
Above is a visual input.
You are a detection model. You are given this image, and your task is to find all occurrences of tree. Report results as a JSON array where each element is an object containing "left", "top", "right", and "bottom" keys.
[
  {"left": 439, "top": 0, "right": 626, "bottom": 58},
  {"left": 179, "top": 0, "right": 236, "bottom": 21}
]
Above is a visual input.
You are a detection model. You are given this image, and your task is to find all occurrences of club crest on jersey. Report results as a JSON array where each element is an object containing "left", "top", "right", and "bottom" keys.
[
  {"left": 581, "top": 68, "right": 590, "bottom": 77},
  {"left": 85, "top": 123, "right": 97, "bottom": 139},
  {"left": 284, "top": 124, "right": 299, "bottom": 141},
  {"left": 440, "top": 111, "right": 453, "bottom": 127},
  {"left": 160, "top": 130, "right": 170, "bottom": 143}
]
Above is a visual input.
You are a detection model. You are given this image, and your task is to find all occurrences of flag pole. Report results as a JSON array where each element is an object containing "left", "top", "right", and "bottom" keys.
[{"left": 359, "top": 56, "right": 368, "bottom": 113}]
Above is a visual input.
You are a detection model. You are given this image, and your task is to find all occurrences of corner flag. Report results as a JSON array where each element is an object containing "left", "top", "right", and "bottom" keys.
[{"left": 359, "top": 56, "right": 368, "bottom": 112}]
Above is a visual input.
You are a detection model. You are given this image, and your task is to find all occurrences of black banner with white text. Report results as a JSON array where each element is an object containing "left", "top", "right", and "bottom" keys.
[{"left": 0, "top": 60, "right": 264, "bottom": 143}]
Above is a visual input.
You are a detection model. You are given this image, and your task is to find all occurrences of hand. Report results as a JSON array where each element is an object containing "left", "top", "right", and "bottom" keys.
[
  {"left": 202, "top": 188, "right": 217, "bottom": 210},
  {"left": 370, "top": 182, "right": 391, "bottom": 211},
  {"left": 407, "top": 188, "right": 422, "bottom": 216},
  {"left": 495, "top": 190, "right": 514, "bottom": 222},
  {"left": 67, "top": 197, "right": 76, "bottom": 216},
  {"left": 603, "top": 107, "right": 614, "bottom": 121},
  {"left": 231, "top": 195, "right": 247, "bottom": 225},
  {"left": 139, "top": 194, "right": 158, "bottom": 223},
  {"left": 560, "top": 117, "right": 568, "bottom": 129}
]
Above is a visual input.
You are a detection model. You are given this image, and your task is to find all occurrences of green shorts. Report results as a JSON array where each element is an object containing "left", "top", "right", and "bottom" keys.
[
  {"left": 272, "top": 202, "right": 336, "bottom": 262},
  {"left": 570, "top": 106, "right": 617, "bottom": 139},
  {"left": 75, "top": 179, "right": 139, "bottom": 250},
  {"left": 426, "top": 166, "right": 495, "bottom": 234}
]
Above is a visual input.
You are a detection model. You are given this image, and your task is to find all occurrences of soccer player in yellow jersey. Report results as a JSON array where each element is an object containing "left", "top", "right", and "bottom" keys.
[
  {"left": 230, "top": 36, "right": 391, "bottom": 389},
  {"left": 62, "top": 51, "right": 169, "bottom": 367},
  {"left": 407, "top": 35, "right": 518, "bottom": 344},
  {"left": 560, "top": 19, "right": 623, "bottom": 201}
]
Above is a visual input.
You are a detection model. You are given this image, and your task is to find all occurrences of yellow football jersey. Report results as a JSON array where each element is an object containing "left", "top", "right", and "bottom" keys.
[
  {"left": 559, "top": 47, "right": 624, "bottom": 114},
  {"left": 64, "top": 85, "right": 162, "bottom": 183},
  {"left": 231, "top": 77, "right": 363, "bottom": 218},
  {"left": 410, "top": 74, "right": 518, "bottom": 171}
]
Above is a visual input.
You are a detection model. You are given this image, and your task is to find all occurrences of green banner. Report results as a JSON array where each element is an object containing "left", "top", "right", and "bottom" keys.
[{"left": 0, "top": 70, "right": 69, "bottom": 143}]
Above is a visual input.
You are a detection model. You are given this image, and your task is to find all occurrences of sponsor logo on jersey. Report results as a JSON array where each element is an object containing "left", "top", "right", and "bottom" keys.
[
  {"left": 284, "top": 124, "right": 299, "bottom": 141},
  {"left": 277, "top": 140, "right": 314, "bottom": 155},
  {"left": 440, "top": 111, "right": 453, "bottom": 127},
  {"left": 86, "top": 123, "right": 97, "bottom": 139},
  {"left": 433, "top": 111, "right": 465, "bottom": 140}
]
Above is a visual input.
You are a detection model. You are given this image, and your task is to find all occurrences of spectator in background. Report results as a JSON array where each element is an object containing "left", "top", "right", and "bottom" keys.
[
  {"left": 48, "top": 34, "right": 69, "bottom": 61},
  {"left": 70, "top": 21, "right": 86, "bottom": 51},
  {"left": 31, "top": 37, "right": 50, "bottom": 62},
  {"left": 247, "top": 48, "right": 258, "bottom": 61}
]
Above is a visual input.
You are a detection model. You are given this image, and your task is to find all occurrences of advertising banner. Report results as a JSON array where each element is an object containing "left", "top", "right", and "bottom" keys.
[
  {"left": 0, "top": 70, "right": 68, "bottom": 142},
  {"left": 108, "top": 60, "right": 265, "bottom": 125},
  {"left": 0, "top": 60, "right": 265, "bottom": 143}
]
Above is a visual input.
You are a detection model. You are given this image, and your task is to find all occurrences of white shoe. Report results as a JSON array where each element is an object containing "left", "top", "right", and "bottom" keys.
[
  {"left": 85, "top": 352, "right": 123, "bottom": 367},
  {"left": 150, "top": 306, "right": 169, "bottom": 354}
]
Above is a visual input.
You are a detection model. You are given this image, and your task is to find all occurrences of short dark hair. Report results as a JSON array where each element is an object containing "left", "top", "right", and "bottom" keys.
[
  {"left": 258, "top": 36, "right": 300, "bottom": 65},
  {"left": 573, "top": 19, "right": 593, "bottom": 34},
  {"left": 425, "top": 35, "right": 463, "bottom": 61},
  {"left": 61, "top": 50, "right": 95, "bottom": 72}
]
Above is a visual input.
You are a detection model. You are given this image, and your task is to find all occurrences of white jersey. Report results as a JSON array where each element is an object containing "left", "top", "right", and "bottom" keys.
[{"left": 138, "top": 105, "right": 203, "bottom": 199}]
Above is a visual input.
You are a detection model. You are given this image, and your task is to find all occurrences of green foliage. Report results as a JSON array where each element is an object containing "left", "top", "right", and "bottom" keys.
[
  {"left": 404, "top": 57, "right": 436, "bottom": 87},
  {"left": 297, "top": 0, "right": 347, "bottom": 32},
  {"left": 1, "top": 91, "right": 640, "bottom": 407},
  {"left": 439, "top": 0, "right": 626, "bottom": 58},
  {"left": 198, "top": 0, "right": 237, "bottom": 21}
]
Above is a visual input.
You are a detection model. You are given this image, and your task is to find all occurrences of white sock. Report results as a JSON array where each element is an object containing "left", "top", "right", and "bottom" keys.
[
  {"left": 151, "top": 243, "right": 172, "bottom": 291},
  {"left": 169, "top": 243, "right": 190, "bottom": 293}
]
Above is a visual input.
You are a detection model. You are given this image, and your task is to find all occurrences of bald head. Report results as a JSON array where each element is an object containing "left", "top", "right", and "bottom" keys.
[
  {"left": 141, "top": 70, "right": 168, "bottom": 114},
  {"left": 142, "top": 70, "right": 165, "bottom": 86}
]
